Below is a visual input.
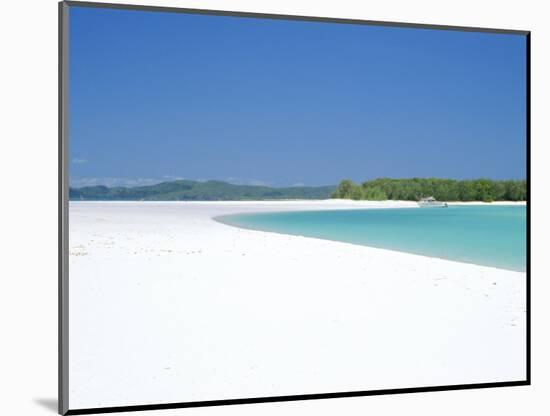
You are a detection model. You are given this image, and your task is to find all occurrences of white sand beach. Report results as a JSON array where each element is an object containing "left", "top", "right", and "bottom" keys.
[{"left": 68, "top": 200, "right": 526, "bottom": 409}]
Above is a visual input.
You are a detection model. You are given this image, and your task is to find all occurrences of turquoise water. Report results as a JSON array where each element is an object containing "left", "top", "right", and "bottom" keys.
[{"left": 217, "top": 206, "right": 526, "bottom": 272}]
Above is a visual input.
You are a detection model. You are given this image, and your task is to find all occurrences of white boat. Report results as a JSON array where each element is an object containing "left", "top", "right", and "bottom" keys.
[{"left": 418, "top": 196, "right": 448, "bottom": 208}]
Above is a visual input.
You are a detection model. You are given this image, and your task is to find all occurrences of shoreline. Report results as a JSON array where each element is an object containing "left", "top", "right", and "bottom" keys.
[
  {"left": 69, "top": 198, "right": 527, "bottom": 205},
  {"left": 210, "top": 199, "right": 526, "bottom": 272},
  {"left": 213, "top": 215, "right": 523, "bottom": 274},
  {"left": 68, "top": 200, "right": 527, "bottom": 409}
]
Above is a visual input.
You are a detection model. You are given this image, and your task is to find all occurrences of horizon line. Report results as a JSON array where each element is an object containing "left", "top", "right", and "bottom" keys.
[{"left": 69, "top": 176, "right": 528, "bottom": 189}]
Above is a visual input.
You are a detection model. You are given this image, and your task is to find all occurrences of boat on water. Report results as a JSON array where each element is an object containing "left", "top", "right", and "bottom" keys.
[{"left": 418, "top": 196, "right": 448, "bottom": 208}]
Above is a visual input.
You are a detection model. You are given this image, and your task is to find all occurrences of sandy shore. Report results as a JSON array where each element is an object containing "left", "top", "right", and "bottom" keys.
[{"left": 68, "top": 200, "right": 526, "bottom": 409}]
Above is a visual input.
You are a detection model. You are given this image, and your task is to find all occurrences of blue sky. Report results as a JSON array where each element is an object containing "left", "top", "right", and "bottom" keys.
[{"left": 69, "top": 6, "right": 527, "bottom": 188}]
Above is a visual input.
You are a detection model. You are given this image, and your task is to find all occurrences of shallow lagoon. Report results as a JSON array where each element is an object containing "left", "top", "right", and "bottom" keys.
[{"left": 218, "top": 205, "right": 526, "bottom": 272}]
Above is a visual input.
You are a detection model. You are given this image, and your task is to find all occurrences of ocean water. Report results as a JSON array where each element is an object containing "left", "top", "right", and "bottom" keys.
[{"left": 217, "top": 206, "right": 527, "bottom": 272}]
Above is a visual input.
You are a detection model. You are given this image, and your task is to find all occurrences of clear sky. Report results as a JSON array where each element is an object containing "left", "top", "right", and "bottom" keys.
[{"left": 69, "top": 6, "right": 527, "bottom": 188}]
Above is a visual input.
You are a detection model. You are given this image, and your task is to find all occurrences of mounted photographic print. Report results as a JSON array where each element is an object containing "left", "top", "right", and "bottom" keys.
[{"left": 59, "top": 1, "right": 530, "bottom": 414}]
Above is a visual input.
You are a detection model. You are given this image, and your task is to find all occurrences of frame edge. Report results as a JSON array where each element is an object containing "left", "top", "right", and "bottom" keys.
[
  {"left": 59, "top": 1, "right": 70, "bottom": 415},
  {"left": 63, "top": 0, "right": 530, "bottom": 36}
]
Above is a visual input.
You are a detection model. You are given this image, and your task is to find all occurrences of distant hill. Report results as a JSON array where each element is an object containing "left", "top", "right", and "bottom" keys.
[{"left": 69, "top": 180, "right": 336, "bottom": 201}]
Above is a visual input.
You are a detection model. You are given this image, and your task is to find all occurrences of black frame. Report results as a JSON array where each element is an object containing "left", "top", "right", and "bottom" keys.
[{"left": 59, "top": 1, "right": 531, "bottom": 414}]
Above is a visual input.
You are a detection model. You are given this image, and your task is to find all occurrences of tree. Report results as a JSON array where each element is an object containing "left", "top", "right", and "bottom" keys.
[
  {"left": 350, "top": 186, "right": 364, "bottom": 200},
  {"left": 363, "top": 186, "right": 387, "bottom": 200},
  {"left": 332, "top": 179, "right": 356, "bottom": 199},
  {"left": 332, "top": 177, "right": 526, "bottom": 202}
]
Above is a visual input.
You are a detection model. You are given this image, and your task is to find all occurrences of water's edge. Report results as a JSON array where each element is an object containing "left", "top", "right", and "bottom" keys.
[{"left": 213, "top": 207, "right": 526, "bottom": 273}]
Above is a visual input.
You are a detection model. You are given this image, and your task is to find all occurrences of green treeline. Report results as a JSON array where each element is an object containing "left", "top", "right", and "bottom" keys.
[{"left": 332, "top": 178, "right": 527, "bottom": 202}]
